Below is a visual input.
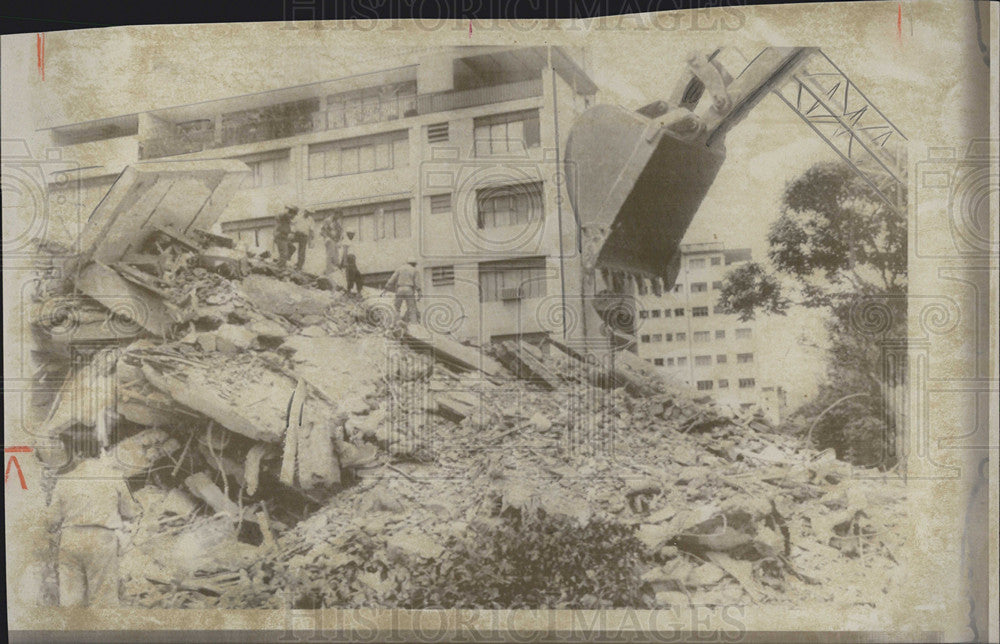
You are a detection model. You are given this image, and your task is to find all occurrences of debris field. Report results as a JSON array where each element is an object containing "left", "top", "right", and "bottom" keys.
[{"left": 25, "top": 162, "right": 906, "bottom": 610}]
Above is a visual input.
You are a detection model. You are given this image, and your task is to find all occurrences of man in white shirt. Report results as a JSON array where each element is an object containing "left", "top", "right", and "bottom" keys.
[{"left": 46, "top": 454, "right": 141, "bottom": 606}]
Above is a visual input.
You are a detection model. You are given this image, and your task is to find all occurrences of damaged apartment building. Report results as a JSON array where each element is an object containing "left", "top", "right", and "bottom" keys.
[{"left": 44, "top": 45, "right": 601, "bottom": 347}]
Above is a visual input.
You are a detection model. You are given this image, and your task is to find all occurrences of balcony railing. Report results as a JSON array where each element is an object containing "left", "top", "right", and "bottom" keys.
[
  {"left": 139, "top": 79, "right": 544, "bottom": 160},
  {"left": 417, "top": 78, "right": 542, "bottom": 115}
]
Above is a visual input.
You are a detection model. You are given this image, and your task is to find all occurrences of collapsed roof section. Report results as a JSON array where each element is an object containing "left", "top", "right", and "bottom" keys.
[{"left": 78, "top": 160, "right": 249, "bottom": 266}]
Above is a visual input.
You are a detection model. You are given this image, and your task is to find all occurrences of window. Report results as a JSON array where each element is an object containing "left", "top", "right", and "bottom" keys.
[
  {"left": 427, "top": 122, "right": 449, "bottom": 143},
  {"left": 737, "top": 353, "right": 754, "bottom": 364},
  {"left": 663, "top": 309, "right": 672, "bottom": 318},
  {"left": 739, "top": 378, "right": 756, "bottom": 389},
  {"left": 476, "top": 182, "right": 544, "bottom": 229},
  {"left": 318, "top": 199, "right": 412, "bottom": 242},
  {"left": 639, "top": 310, "right": 649, "bottom": 319},
  {"left": 711, "top": 257, "right": 721, "bottom": 266},
  {"left": 653, "top": 358, "right": 664, "bottom": 366},
  {"left": 689, "top": 258, "right": 705, "bottom": 268},
  {"left": 695, "top": 355, "right": 711, "bottom": 366},
  {"left": 712, "top": 281, "right": 722, "bottom": 290},
  {"left": 676, "top": 357, "right": 687, "bottom": 366},
  {"left": 323, "top": 83, "right": 417, "bottom": 130},
  {"left": 431, "top": 265, "right": 454, "bottom": 287},
  {"left": 694, "top": 331, "right": 710, "bottom": 343},
  {"left": 650, "top": 309, "right": 661, "bottom": 318},
  {"left": 640, "top": 335, "right": 650, "bottom": 343},
  {"left": 651, "top": 334, "right": 662, "bottom": 343},
  {"left": 716, "top": 354, "right": 727, "bottom": 364},
  {"left": 736, "top": 328, "right": 753, "bottom": 339},
  {"left": 666, "top": 358, "right": 675, "bottom": 366},
  {"left": 479, "top": 258, "right": 547, "bottom": 303},
  {"left": 238, "top": 150, "right": 290, "bottom": 188},
  {"left": 715, "top": 330, "right": 725, "bottom": 339},
  {"left": 665, "top": 333, "right": 673, "bottom": 342},
  {"left": 692, "top": 306, "right": 709, "bottom": 317},
  {"left": 718, "top": 379, "right": 729, "bottom": 388},
  {"left": 691, "top": 282, "right": 707, "bottom": 293},
  {"left": 429, "top": 194, "right": 451, "bottom": 214},
  {"left": 673, "top": 284, "right": 683, "bottom": 293},
  {"left": 474, "top": 109, "right": 541, "bottom": 155},
  {"left": 674, "top": 308, "right": 685, "bottom": 317},
  {"left": 675, "top": 332, "right": 687, "bottom": 342},
  {"left": 381, "top": 208, "right": 411, "bottom": 239},
  {"left": 309, "top": 131, "right": 408, "bottom": 179},
  {"left": 697, "top": 380, "right": 713, "bottom": 391}
]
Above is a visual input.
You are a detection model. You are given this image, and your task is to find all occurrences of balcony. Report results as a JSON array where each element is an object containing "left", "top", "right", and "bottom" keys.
[
  {"left": 57, "top": 135, "right": 139, "bottom": 169},
  {"left": 138, "top": 79, "right": 543, "bottom": 160},
  {"left": 417, "top": 78, "right": 542, "bottom": 115}
]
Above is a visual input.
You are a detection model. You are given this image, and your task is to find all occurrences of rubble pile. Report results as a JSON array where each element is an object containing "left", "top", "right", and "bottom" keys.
[
  {"left": 26, "top": 163, "right": 906, "bottom": 610},
  {"left": 29, "top": 241, "right": 907, "bottom": 610}
]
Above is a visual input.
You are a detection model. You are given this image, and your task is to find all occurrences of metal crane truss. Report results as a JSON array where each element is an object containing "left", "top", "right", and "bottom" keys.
[{"left": 772, "top": 50, "right": 908, "bottom": 210}]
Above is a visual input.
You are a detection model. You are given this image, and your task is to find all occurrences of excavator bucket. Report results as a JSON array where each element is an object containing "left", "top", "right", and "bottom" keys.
[
  {"left": 564, "top": 104, "right": 725, "bottom": 283},
  {"left": 564, "top": 47, "right": 815, "bottom": 284}
]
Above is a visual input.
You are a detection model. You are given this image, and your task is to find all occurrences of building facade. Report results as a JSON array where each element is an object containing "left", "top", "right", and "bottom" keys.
[
  {"left": 44, "top": 46, "right": 598, "bottom": 346},
  {"left": 634, "top": 242, "right": 763, "bottom": 407}
]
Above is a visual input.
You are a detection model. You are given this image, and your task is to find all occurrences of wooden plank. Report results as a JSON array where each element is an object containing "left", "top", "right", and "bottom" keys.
[
  {"left": 433, "top": 391, "right": 478, "bottom": 421},
  {"left": 495, "top": 341, "right": 559, "bottom": 390},
  {"left": 185, "top": 472, "right": 240, "bottom": 517},
  {"left": 280, "top": 379, "right": 305, "bottom": 487},
  {"left": 403, "top": 322, "right": 502, "bottom": 377},
  {"left": 513, "top": 341, "right": 562, "bottom": 390}
]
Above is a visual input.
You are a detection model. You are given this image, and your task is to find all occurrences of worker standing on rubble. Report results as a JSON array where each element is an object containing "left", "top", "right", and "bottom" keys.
[
  {"left": 384, "top": 257, "right": 421, "bottom": 323},
  {"left": 291, "top": 208, "right": 314, "bottom": 271},
  {"left": 319, "top": 212, "right": 343, "bottom": 274},
  {"left": 274, "top": 206, "right": 296, "bottom": 268},
  {"left": 45, "top": 454, "right": 141, "bottom": 607},
  {"left": 339, "top": 230, "right": 356, "bottom": 269},
  {"left": 344, "top": 252, "right": 363, "bottom": 295}
]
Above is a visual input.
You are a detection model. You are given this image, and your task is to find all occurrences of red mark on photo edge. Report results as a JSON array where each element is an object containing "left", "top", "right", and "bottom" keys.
[
  {"left": 37, "top": 33, "right": 45, "bottom": 80},
  {"left": 5, "top": 447, "right": 32, "bottom": 490},
  {"left": 897, "top": 4, "right": 902, "bottom": 42},
  {"left": 469, "top": 20, "right": 473, "bottom": 38}
]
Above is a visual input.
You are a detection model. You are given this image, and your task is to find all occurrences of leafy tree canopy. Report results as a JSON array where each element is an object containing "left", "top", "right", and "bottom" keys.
[{"left": 719, "top": 162, "right": 906, "bottom": 321}]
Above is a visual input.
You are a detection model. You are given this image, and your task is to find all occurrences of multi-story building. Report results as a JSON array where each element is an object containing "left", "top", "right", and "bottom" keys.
[
  {"left": 43, "top": 46, "right": 598, "bottom": 346},
  {"left": 634, "top": 242, "right": 762, "bottom": 406}
]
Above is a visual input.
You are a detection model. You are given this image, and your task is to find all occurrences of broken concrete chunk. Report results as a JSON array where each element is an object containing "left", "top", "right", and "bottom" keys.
[
  {"left": 686, "top": 562, "right": 726, "bottom": 587},
  {"left": 214, "top": 324, "right": 256, "bottom": 354},
  {"left": 528, "top": 412, "right": 553, "bottom": 433},
  {"left": 185, "top": 472, "right": 240, "bottom": 518},
  {"left": 248, "top": 318, "right": 289, "bottom": 339},
  {"left": 341, "top": 396, "right": 371, "bottom": 415},
  {"left": 637, "top": 523, "right": 675, "bottom": 552},
  {"left": 299, "top": 325, "right": 327, "bottom": 338},
  {"left": 194, "top": 332, "right": 217, "bottom": 353},
  {"left": 240, "top": 274, "right": 334, "bottom": 319},
  {"left": 646, "top": 506, "right": 678, "bottom": 524},
  {"left": 654, "top": 591, "right": 690, "bottom": 607},
  {"left": 337, "top": 441, "right": 378, "bottom": 468},
  {"left": 386, "top": 532, "right": 444, "bottom": 561},
  {"left": 625, "top": 477, "right": 662, "bottom": 497}
]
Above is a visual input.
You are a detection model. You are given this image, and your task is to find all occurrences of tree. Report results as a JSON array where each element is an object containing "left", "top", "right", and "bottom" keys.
[
  {"left": 718, "top": 161, "right": 907, "bottom": 468},
  {"left": 719, "top": 162, "right": 906, "bottom": 320}
]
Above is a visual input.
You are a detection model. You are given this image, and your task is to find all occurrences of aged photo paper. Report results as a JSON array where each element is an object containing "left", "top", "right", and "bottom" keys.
[{"left": 3, "top": 1, "right": 997, "bottom": 641}]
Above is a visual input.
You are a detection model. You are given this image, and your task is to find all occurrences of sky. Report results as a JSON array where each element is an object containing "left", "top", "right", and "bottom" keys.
[{"left": 1, "top": 1, "right": 972, "bottom": 409}]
